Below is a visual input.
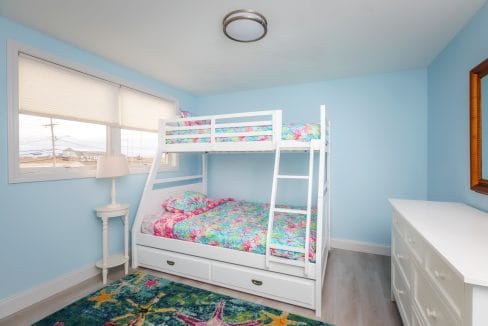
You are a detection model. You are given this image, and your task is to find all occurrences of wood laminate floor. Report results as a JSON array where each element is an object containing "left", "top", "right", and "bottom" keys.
[{"left": 1, "top": 249, "right": 402, "bottom": 326}]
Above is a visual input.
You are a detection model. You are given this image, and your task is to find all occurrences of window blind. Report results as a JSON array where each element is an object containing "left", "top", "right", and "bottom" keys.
[
  {"left": 119, "top": 87, "right": 177, "bottom": 132},
  {"left": 18, "top": 54, "right": 119, "bottom": 125},
  {"left": 18, "top": 54, "right": 176, "bottom": 131}
]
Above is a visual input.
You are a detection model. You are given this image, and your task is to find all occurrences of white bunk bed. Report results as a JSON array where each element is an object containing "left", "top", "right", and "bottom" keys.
[{"left": 132, "top": 105, "right": 331, "bottom": 317}]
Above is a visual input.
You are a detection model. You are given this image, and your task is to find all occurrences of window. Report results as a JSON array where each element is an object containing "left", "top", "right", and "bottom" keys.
[
  {"left": 121, "top": 129, "right": 177, "bottom": 170},
  {"left": 8, "top": 42, "right": 178, "bottom": 183},
  {"left": 118, "top": 87, "right": 177, "bottom": 171},
  {"left": 19, "top": 114, "right": 106, "bottom": 169}
]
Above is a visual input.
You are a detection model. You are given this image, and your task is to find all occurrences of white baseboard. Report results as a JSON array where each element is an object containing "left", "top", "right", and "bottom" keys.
[
  {"left": 331, "top": 238, "right": 390, "bottom": 256},
  {"left": 0, "top": 265, "right": 100, "bottom": 319}
]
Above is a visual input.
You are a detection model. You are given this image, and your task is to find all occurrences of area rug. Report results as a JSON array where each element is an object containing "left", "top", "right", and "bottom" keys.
[{"left": 34, "top": 272, "right": 331, "bottom": 325}]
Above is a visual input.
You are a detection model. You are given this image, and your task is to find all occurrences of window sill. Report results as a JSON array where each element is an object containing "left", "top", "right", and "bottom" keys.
[
  {"left": 10, "top": 165, "right": 180, "bottom": 183},
  {"left": 9, "top": 167, "right": 97, "bottom": 184}
]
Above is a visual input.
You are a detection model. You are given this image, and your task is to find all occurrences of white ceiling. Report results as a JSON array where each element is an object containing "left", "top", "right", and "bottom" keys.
[{"left": 0, "top": 0, "right": 485, "bottom": 95}]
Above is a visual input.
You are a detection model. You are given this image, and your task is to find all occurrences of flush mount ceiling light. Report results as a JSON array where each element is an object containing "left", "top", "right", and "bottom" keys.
[{"left": 223, "top": 9, "right": 268, "bottom": 42}]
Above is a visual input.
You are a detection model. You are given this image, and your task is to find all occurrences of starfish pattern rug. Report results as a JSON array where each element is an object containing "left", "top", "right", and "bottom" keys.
[{"left": 33, "top": 272, "right": 332, "bottom": 325}]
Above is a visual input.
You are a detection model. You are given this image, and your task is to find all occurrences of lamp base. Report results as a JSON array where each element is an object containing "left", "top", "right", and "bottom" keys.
[{"left": 105, "top": 202, "right": 124, "bottom": 209}]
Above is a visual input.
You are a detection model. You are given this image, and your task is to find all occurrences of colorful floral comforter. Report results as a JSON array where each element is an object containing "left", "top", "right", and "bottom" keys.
[
  {"left": 165, "top": 123, "right": 320, "bottom": 144},
  {"left": 142, "top": 200, "right": 317, "bottom": 262}
]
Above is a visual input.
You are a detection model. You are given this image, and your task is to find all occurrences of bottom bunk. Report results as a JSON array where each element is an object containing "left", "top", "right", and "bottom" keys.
[
  {"left": 133, "top": 191, "right": 329, "bottom": 316},
  {"left": 141, "top": 199, "right": 318, "bottom": 262}
]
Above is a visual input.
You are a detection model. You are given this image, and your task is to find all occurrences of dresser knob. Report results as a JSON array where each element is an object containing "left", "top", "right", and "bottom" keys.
[
  {"left": 426, "top": 308, "right": 437, "bottom": 319},
  {"left": 407, "top": 236, "right": 415, "bottom": 244}
]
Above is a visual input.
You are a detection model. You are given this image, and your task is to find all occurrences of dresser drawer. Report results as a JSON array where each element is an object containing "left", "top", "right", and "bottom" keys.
[
  {"left": 393, "top": 262, "right": 412, "bottom": 326},
  {"left": 392, "top": 210, "right": 406, "bottom": 236},
  {"left": 403, "top": 220, "right": 428, "bottom": 265},
  {"left": 414, "top": 270, "right": 459, "bottom": 326},
  {"left": 425, "top": 250, "right": 464, "bottom": 317},
  {"left": 211, "top": 262, "right": 315, "bottom": 307},
  {"left": 137, "top": 246, "right": 211, "bottom": 281},
  {"left": 393, "top": 210, "right": 427, "bottom": 265},
  {"left": 393, "top": 228, "right": 413, "bottom": 288}
]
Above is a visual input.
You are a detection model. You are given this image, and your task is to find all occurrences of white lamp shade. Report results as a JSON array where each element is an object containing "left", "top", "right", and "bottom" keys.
[
  {"left": 226, "top": 19, "right": 265, "bottom": 42},
  {"left": 96, "top": 155, "right": 129, "bottom": 178}
]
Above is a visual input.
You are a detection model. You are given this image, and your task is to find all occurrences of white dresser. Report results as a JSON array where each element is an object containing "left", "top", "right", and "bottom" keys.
[{"left": 390, "top": 199, "right": 488, "bottom": 326}]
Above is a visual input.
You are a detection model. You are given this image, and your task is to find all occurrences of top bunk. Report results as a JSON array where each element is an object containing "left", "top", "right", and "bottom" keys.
[{"left": 160, "top": 105, "right": 330, "bottom": 153}]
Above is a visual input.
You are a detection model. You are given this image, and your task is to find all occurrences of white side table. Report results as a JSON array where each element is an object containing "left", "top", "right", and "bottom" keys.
[{"left": 95, "top": 203, "right": 129, "bottom": 284}]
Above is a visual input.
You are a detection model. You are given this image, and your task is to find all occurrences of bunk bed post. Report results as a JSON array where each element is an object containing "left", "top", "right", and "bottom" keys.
[
  {"left": 265, "top": 110, "right": 282, "bottom": 269},
  {"left": 304, "top": 146, "right": 314, "bottom": 277},
  {"left": 314, "top": 104, "right": 328, "bottom": 317}
]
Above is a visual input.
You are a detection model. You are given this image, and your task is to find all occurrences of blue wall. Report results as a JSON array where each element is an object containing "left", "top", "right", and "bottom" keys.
[
  {"left": 196, "top": 69, "right": 428, "bottom": 246},
  {"left": 427, "top": 2, "right": 488, "bottom": 208},
  {"left": 0, "top": 16, "right": 198, "bottom": 299}
]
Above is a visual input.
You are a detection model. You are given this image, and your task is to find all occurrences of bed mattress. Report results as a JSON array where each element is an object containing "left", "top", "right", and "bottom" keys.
[
  {"left": 142, "top": 200, "right": 317, "bottom": 262},
  {"left": 165, "top": 123, "right": 320, "bottom": 144}
]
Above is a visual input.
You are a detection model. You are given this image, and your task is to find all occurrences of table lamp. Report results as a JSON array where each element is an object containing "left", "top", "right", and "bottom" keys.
[{"left": 96, "top": 154, "right": 129, "bottom": 208}]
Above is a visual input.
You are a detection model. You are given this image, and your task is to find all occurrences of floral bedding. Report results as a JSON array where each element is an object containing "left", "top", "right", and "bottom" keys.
[
  {"left": 162, "top": 190, "right": 210, "bottom": 213},
  {"left": 165, "top": 123, "right": 320, "bottom": 144},
  {"left": 142, "top": 200, "right": 317, "bottom": 262}
]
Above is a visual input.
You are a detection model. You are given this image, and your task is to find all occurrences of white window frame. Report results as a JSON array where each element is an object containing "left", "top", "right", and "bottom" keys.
[{"left": 7, "top": 40, "right": 179, "bottom": 183}]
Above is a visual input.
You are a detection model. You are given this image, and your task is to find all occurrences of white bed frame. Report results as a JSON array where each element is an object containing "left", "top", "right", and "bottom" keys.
[{"left": 132, "top": 105, "right": 331, "bottom": 317}]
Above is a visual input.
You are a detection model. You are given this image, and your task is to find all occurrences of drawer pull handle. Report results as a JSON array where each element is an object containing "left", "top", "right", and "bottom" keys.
[
  {"left": 426, "top": 308, "right": 437, "bottom": 319},
  {"left": 251, "top": 279, "right": 263, "bottom": 286},
  {"left": 434, "top": 270, "right": 446, "bottom": 280},
  {"left": 166, "top": 260, "right": 175, "bottom": 266},
  {"left": 397, "top": 289, "right": 405, "bottom": 295}
]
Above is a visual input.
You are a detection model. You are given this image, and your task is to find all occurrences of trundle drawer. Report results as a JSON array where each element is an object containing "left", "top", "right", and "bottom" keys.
[
  {"left": 393, "top": 228, "right": 412, "bottom": 288},
  {"left": 414, "top": 270, "right": 459, "bottom": 326},
  {"left": 137, "top": 246, "right": 211, "bottom": 281},
  {"left": 393, "top": 263, "right": 412, "bottom": 326},
  {"left": 211, "top": 262, "right": 315, "bottom": 306},
  {"left": 425, "top": 250, "right": 464, "bottom": 317}
]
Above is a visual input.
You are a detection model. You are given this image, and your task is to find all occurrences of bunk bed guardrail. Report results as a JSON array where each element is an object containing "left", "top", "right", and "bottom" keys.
[{"left": 160, "top": 110, "right": 283, "bottom": 151}]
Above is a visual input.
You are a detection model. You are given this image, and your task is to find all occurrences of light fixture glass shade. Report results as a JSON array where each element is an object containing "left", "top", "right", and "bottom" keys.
[
  {"left": 96, "top": 155, "right": 129, "bottom": 178},
  {"left": 223, "top": 10, "right": 267, "bottom": 42}
]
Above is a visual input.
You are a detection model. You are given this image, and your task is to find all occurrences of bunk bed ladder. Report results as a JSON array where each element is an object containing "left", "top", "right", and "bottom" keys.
[{"left": 266, "top": 144, "right": 314, "bottom": 276}]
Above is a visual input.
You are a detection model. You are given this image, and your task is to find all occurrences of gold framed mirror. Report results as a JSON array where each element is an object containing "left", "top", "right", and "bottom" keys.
[{"left": 470, "top": 57, "right": 488, "bottom": 194}]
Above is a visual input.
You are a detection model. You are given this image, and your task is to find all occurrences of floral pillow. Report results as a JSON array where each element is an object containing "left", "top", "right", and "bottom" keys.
[
  {"left": 179, "top": 110, "right": 210, "bottom": 126},
  {"left": 162, "top": 191, "right": 209, "bottom": 213}
]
